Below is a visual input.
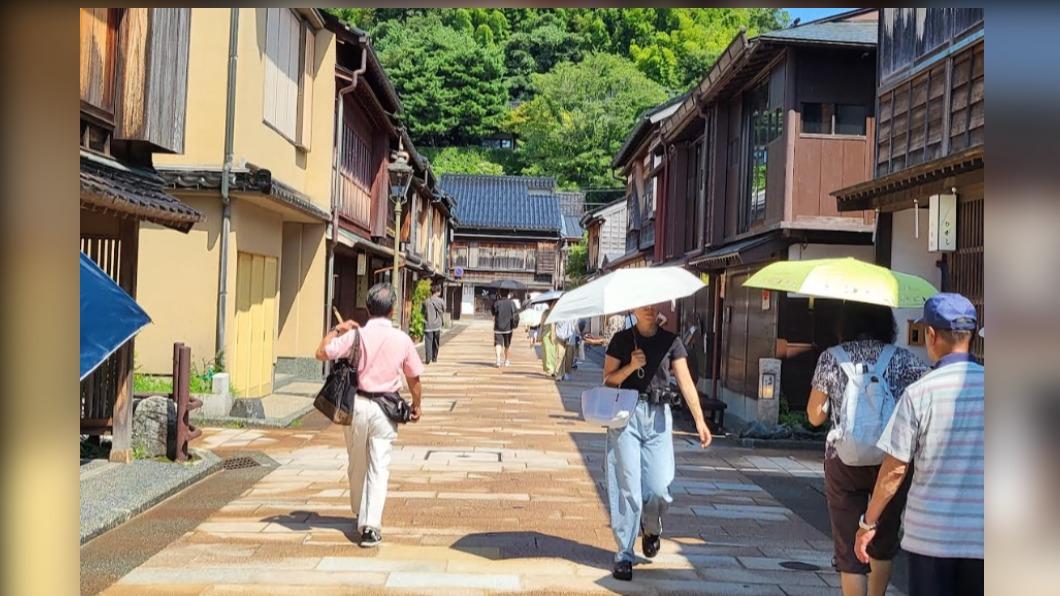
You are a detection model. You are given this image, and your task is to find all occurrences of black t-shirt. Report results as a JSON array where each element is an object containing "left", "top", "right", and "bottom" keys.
[
  {"left": 605, "top": 327, "right": 688, "bottom": 392},
  {"left": 491, "top": 299, "right": 518, "bottom": 332}
]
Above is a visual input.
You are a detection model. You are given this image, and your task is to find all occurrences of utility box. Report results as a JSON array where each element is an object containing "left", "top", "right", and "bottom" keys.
[
  {"left": 756, "top": 357, "right": 782, "bottom": 427},
  {"left": 928, "top": 193, "right": 957, "bottom": 252}
]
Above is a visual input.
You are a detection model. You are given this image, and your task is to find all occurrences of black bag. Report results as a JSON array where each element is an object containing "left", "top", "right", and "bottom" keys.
[
  {"left": 313, "top": 329, "right": 362, "bottom": 425},
  {"left": 360, "top": 391, "right": 413, "bottom": 424}
]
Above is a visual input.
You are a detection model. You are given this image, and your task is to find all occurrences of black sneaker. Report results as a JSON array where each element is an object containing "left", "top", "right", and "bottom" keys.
[
  {"left": 612, "top": 560, "right": 633, "bottom": 581},
  {"left": 642, "top": 533, "right": 661, "bottom": 558},
  {"left": 359, "top": 527, "right": 381, "bottom": 548}
]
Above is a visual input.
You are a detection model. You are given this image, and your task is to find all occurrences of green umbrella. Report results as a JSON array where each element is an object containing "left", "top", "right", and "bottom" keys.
[{"left": 743, "top": 257, "right": 938, "bottom": 308}]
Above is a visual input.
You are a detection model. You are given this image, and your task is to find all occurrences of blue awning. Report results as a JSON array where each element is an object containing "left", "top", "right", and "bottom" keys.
[{"left": 80, "top": 252, "right": 151, "bottom": 380}]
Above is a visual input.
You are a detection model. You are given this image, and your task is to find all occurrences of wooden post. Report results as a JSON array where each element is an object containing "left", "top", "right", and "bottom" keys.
[{"left": 109, "top": 218, "right": 139, "bottom": 463}]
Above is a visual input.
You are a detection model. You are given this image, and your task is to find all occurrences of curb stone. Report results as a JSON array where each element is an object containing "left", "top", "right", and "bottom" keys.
[{"left": 80, "top": 448, "right": 222, "bottom": 545}]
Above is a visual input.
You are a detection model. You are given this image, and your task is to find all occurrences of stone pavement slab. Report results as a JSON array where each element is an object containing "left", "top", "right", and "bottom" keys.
[{"left": 99, "top": 320, "right": 905, "bottom": 595}]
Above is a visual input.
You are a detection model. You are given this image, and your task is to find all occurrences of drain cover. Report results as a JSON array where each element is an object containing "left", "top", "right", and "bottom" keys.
[
  {"left": 222, "top": 456, "right": 261, "bottom": 470},
  {"left": 779, "top": 561, "right": 821, "bottom": 571}
]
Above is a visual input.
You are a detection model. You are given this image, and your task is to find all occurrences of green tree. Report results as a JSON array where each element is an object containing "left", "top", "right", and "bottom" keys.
[
  {"left": 565, "top": 235, "right": 589, "bottom": 288},
  {"left": 372, "top": 14, "right": 509, "bottom": 146},
  {"left": 409, "top": 279, "right": 433, "bottom": 341},
  {"left": 507, "top": 53, "right": 669, "bottom": 189},
  {"left": 422, "top": 146, "right": 506, "bottom": 176}
]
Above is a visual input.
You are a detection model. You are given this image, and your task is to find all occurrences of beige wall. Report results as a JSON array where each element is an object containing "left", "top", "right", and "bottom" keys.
[
  {"left": 276, "top": 222, "right": 327, "bottom": 359},
  {"left": 135, "top": 194, "right": 223, "bottom": 374},
  {"left": 156, "top": 7, "right": 336, "bottom": 210}
]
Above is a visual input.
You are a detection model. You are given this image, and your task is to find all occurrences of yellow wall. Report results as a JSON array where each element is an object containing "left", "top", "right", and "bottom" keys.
[
  {"left": 276, "top": 223, "right": 327, "bottom": 358},
  {"left": 135, "top": 194, "right": 224, "bottom": 374},
  {"left": 156, "top": 7, "right": 336, "bottom": 210},
  {"left": 143, "top": 7, "right": 333, "bottom": 379}
]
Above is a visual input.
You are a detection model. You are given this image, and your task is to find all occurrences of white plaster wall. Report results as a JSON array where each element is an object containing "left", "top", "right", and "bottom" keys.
[{"left": 890, "top": 207, "right": 943, "bottom": 361}]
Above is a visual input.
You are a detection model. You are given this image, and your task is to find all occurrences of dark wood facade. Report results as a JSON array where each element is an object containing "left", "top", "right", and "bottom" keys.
[
  {"left": 80, "top": 8, "right": 198, "bottom": 461},
  {"left": 644, "top": 12, "right": 882, "bottom": 421},
  {"left": 835, "top": 8, "right": 985, "bottom": 359}
]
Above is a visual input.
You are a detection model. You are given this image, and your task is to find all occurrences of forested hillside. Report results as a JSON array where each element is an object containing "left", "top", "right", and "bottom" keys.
[{"left": 328, "top": 8, "right": 790, "bottom": 190}]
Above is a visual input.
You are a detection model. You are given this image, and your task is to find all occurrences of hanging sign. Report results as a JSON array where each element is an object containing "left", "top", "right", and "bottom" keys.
[{"left": 928, "top": 193, "right": 957, "bottom": 252}]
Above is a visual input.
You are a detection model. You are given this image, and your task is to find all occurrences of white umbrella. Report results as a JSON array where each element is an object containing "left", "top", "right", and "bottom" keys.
[{"left": 545, "top": 266, "right": 706, "bottom": 324}]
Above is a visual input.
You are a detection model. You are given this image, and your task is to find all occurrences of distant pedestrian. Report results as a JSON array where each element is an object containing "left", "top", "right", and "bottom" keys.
[
  {"left": 422, "top": 285, "right": 446, "bottom": 365},
  {"left": 315, "top": 283, "right": 424, "bottom": 549},
  {"left": 603, "top": 302, "right": 712, "bottom": 581},
  {"left": 554, "top": 318, "right": 580, "bottom": 380},
  {"left": 538, "top": 301, "right": 561, "bottom": 377},
  {"left": 491, "top": 288, "right": 518, "bottom": 367},
  {"left": 855, "top": 294, "right": 983, "bottom": 596},
  {"left": 807, "top": 301, "right": 929, "bottom": 596}
]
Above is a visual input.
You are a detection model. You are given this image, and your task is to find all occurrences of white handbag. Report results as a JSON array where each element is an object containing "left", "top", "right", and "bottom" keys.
[{"left": 581, "top": 387, "right": 640, "bottom": 428}]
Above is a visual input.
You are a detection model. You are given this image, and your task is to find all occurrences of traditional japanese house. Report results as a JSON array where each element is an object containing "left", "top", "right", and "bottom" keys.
[
  {"left": 656, "top": 9, "right": 881, "bottom": 426},
  {"left": 442, "top": 174, "right": 564, "bottom": 317},
  {"left": 833, "top": 8, "right": 984, "bottom": 361},
  {"left": 608, "top": 94, "right": 687, "bottom": 276},
  {"left": 136, "top": 9, "right": 336, "bottom": 403},
  {"left": 80, "top": 8, "right": 203, "bottom": 461},
  {"left": 325, "top": 13, "right": 456, "bottom": 328},
  {"left": 580, "top": 197, "right": 629, "bottom": 336}
]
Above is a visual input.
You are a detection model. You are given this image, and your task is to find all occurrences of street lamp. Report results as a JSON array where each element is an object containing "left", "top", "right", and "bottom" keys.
[{"left": 387, "top": 146, "right": 414, "bottom": 326}]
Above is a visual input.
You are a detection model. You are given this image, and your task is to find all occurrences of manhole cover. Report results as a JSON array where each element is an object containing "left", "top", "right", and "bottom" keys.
[
  {"left": 779, "top": 561, "right": 821, "bottom": 571},
  {"left": 222, "top": 456, "right": 261, "bottom": 470}
]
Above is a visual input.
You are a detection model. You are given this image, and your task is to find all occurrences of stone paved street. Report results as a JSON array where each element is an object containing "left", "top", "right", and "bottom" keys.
[{"left": 100, "top": 320, "right": 902, "bottom": 595}]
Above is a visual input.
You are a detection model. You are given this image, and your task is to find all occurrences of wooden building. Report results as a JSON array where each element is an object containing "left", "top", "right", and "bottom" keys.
[
  {"left": 442, "top": 174, "right": 564, "bottom": 317},
  {"left": 652, "top": 10, "right": 881, "bottom": 426},
  {"left": 581, "top": 198, "right": 628, "bottom": 276},
  {"left": 137, "top": 8, "right": 335, "bottom": 400},
  {"left": 325, "top": 13, "right": 456, "bottom": 328},
  {"left": 834, "top": 8, "right": 984, "bottom": 360},
  {"left": 80, "top": 8, "right": 202, "bottom": 461}
]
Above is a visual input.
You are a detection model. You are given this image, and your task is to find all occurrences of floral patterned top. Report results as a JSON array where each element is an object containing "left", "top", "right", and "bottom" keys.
[{"left": 810, "top": 339, "right": 930, "bottom": 460}]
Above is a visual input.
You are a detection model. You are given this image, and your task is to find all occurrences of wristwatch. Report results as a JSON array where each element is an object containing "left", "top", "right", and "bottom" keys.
[{"left": 858, "top": 514, "right": 878, "bottom": 531}]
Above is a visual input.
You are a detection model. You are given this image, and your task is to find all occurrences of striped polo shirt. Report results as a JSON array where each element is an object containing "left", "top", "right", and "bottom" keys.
[{"left": 877, "top": 354, "right": 984, "bottom": 559}]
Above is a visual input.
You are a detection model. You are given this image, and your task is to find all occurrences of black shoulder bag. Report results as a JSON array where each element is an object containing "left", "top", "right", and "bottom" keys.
[{"left": 313, "top": 329, "right": 362, "bottom": 425}]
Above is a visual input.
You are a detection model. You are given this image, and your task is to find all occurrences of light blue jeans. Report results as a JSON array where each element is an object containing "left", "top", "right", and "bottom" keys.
[{"left": 605, "top": 400, "right": 675, "bottom": 563}]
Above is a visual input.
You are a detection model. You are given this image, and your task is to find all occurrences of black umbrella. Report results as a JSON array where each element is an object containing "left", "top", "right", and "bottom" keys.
[{"left": 488, "top": 279, "right": 527, "bottom": 291}]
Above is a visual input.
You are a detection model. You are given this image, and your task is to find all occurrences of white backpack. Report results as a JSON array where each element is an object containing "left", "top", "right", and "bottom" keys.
[{"left": 826, "top": 344, "right": 898, "bottom": 466}]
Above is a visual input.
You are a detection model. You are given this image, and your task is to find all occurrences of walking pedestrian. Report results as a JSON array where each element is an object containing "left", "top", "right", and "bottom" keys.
[
  {"left": 314, "top": 283, "right": 424, "bottom": 549},
  {"left": 807, "top": 301, "right": 929, "bottom": 596},
  {"left": 422, "top": 285, "right": 445, "bottom": 365},
  {"left": 491, "top": 288, "right": 518, "bottom": 367},
  {"left": 854, "top": 293, "right": 984, "bottom": 596},
  {"left": 539, "top": 301, "right": 560, "bottom": 377},
  {"left": 603, "top": 303, "right": 713, "bottom": 581},
  {"left": 554, "top": 318, "right": 580, "bottom": 380}
]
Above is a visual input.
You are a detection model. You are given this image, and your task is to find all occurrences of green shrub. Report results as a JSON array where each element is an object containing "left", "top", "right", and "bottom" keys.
[{"left": 408, "top": 279, "right": 432, "bottom": 341}]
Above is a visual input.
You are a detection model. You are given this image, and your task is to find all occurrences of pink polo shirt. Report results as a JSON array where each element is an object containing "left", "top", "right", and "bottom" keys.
[{"left": 324, "top": 317, "right": 424, "bottom": 393}]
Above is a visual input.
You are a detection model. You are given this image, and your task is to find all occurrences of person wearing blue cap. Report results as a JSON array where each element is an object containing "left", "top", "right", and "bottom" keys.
[{"left": 854, "top": 293, "right": 984, "bottom": 596}]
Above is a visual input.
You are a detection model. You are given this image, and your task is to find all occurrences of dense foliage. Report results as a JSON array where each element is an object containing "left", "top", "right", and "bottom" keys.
[{"left": 326, "top": 8, "right": 790, "bottom": 188}]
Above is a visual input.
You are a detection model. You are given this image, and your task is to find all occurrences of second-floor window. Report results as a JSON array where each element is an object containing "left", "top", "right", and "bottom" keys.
[
  {"left": 453, "top": 243, "right": 537, "bottom": 271},
  {"left": 264, "top": 8, "right": 314, "bottom": 148},
  {"left": 744, "top": 81, "right": 782, "bottom": 230},
  {"left": 801, "top": 103, "right": 868, "bottom": 136}
]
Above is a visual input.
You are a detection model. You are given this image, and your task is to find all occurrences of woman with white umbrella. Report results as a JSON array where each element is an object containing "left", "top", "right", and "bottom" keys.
[
  {"left": 547, "top": 267, "right": 714, "bottom": 581},
  {"left": 602, "top": 301, "right": 713, "bottom": 580}
]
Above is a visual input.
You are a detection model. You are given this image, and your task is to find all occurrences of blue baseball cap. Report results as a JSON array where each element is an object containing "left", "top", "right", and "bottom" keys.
[{"left": 916, "top": 293, "right": 978, "bottom": 331}]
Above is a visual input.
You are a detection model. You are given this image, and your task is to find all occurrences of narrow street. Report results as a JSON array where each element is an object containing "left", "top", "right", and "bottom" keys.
[{"left": 94, "top": 320, "right": 872, "bottom": 595}]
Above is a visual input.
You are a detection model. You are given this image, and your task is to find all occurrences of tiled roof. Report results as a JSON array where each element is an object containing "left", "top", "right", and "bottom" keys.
[
  {"left": 441, "top": 174, "right": 562, "bottom": 233},
  {"left": 561, "top": 215, "right": 584, "bottom": 240},
  {"left": 80, "top": 152, "right": 203, "bottom": 233},
  {"left": 758, "top": 22, "right": 877, "bottom": 46}
]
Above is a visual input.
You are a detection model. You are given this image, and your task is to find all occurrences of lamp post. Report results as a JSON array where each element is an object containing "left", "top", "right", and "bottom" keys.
[{"left": 387, "top": 147, "right": 414, "bottom": 327}]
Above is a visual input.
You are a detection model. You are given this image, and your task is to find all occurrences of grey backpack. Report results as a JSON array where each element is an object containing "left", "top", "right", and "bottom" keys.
[{"left": 826, "top": 344, "right": 898, "bottom": 466}]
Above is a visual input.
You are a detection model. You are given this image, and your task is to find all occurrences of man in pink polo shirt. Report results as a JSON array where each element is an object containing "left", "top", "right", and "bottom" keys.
[{"left": 315, "top": 283, "right": 424, "bottom": 548}]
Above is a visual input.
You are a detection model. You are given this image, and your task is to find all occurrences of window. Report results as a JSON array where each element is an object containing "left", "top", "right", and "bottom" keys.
[
  {"left": 264, "top": 8, "right": 314, "bottom": 148},
  {"left": 801, "top": 103, "right": 867, "bottom": 136},
  {"left": 464, "top": 243, "right": 536, "bottom": 271},
  {"left": 744, "top": 82, "right": 782, "bottom": 230}
]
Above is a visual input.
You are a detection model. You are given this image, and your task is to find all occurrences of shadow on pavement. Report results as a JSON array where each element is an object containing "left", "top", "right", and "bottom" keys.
[
  {"left": 263, "top": 511, "right": 358, "bottom": 543},
  {"left": 452, "top": 531, "right": 614, "bottom": 569}
]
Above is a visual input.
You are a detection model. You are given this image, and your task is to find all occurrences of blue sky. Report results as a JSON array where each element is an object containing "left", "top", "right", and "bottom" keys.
[{"left": 784, "top": 8, "right": 857, "bottom": 23}]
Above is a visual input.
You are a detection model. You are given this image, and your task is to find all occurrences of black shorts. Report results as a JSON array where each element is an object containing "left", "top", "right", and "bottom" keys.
[
  {"left": 824, "top": 456, "right": 912, "bottom": 574},
  {"left": 494, "top": 332, "right": 512, "bottom": 348}
]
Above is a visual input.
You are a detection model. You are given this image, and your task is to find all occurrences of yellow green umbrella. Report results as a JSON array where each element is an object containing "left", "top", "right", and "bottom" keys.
[{"left": 743, "top": 257, "right": 938, "bottom": 308}]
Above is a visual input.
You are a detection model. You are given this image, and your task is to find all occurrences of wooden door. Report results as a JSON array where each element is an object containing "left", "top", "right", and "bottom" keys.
[{"left": 234, "top": 252, "right": 278, "bottom": 397}]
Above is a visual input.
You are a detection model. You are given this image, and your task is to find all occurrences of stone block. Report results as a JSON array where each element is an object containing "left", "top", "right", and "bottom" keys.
[{"left": 132, "top": 395, "right": 174, "bottom": 459}]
